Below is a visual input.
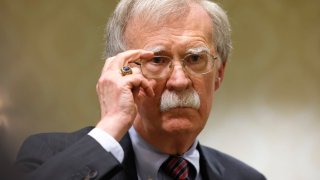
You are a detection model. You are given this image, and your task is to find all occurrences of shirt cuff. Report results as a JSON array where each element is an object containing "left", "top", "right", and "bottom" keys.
[{"left": 88, "top": 128, "right": 124, "bottom": 163}]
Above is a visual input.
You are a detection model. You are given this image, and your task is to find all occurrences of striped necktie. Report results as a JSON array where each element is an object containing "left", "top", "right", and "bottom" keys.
[{"left": 162, "top": 156, "right": 190, "bottom": 180}]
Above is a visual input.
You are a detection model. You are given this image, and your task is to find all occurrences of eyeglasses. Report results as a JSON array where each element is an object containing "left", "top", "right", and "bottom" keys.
[{"left": 131, "top": 52, "right": 218, "bottom": 79}]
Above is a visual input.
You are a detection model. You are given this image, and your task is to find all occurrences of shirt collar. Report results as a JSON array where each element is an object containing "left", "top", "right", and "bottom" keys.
[{"left": 128, "top": 127, "right": 200, "bottom": 179}]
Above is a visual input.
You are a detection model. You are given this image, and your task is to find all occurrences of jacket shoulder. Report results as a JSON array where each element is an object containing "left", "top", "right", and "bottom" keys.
[
  {"left": 21, "top": 126, "right": 92, "bottom": 150},
  {"left": 200, "top": 145, "right": 266, "bottom": 180},
  {"left": 16, "top": 126, "right": 94, "bottom": 170}
]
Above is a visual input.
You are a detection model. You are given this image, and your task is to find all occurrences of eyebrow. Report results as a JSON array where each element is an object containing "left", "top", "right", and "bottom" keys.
[
  {"left": 144, "top": 46, "right": 210, "bottom": 55},
  {"left": 144, "top": 46, "right": 166, "bottom": 54},
  {"left": 186, "top": 47, "right": 210, "bottom": 54}
]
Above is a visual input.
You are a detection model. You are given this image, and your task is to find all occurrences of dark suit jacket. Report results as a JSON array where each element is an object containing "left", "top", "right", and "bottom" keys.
[{"left": 16, "top": 127, "right": 266, "bottom": 180}]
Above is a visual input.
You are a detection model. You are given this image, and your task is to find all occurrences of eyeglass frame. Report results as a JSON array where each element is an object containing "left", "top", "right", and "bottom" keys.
[{"left": 130, "top": 51, "right": 218, "bottom": 79}]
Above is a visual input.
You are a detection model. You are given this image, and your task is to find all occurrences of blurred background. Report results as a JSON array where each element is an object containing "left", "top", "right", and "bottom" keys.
[{"left": 0, "top": 0, "right": 319, "bottom": 179}]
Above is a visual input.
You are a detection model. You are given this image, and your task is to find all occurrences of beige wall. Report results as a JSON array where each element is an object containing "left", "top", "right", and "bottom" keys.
[{"left": 0, "top": 0, "right": 319, "bottom": 179}]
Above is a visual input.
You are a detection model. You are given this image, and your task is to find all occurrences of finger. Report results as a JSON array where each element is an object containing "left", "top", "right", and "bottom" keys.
[
  {"left": 139, "top": 78, "right": 155, "bottom": 97},
  {"left": 102, "top": 56, "right": 116, "bottom": 73},
  {"left": 110, "top": 49, "right": 154, "bottom": 69},
  {"left": 102, "top": 50, "right": 153, "bottom": 74},
  {"left": 130, "top": 66, "right": 141, "bottom": 74},
  {"left": 123, "top": 74, "right": 155, "bottom": 97}
]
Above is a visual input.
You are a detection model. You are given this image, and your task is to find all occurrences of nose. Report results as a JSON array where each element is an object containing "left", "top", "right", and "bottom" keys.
[{"left": 166, "top": 64, "right": 192, "bottom": 91}]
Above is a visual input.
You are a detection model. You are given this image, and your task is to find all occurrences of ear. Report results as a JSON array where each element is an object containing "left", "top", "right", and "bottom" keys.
[{"left": 215, "top": 61, "right": 227, "bottom": 91}]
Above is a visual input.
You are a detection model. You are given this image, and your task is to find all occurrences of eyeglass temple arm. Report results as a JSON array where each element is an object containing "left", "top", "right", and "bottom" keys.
[{"left": 130, "top": 61, "right": 141, "bottom": 65}]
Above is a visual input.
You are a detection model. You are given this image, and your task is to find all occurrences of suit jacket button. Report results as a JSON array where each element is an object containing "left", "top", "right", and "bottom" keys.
[{"left": 85, "top": 169, "right": 98, "bottom": 179}]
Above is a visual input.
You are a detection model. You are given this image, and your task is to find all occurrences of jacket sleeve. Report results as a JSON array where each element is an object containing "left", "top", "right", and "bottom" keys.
[{"left": 15, "top": 134, "right": 123, "bottom": 180}]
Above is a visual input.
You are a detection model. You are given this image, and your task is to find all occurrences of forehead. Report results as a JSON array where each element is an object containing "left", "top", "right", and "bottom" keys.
[{"left": 124, "top": 3, "right": 214, "bottom": 52}]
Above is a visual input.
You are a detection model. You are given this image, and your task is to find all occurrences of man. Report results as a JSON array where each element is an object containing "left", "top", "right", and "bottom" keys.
[{"left": 16, "top": 0, "right": 266, "bottom": 179}]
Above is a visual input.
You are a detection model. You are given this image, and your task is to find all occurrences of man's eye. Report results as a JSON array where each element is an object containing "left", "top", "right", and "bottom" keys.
[
  {"left": 186, "top": 54, "right": 202, "bottom": 64},
  {"left": 150, "top": 56, "right": 168, "bottom": 64}
]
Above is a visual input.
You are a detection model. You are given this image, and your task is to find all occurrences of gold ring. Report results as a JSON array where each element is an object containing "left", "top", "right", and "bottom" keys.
[{"left": 120, "top": 66, "right": 132, "bottom": 76}]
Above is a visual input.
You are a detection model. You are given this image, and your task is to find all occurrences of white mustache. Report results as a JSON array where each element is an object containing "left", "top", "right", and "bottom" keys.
[{"left": 160, "top": 89, "right": 201, "bottom": 112}]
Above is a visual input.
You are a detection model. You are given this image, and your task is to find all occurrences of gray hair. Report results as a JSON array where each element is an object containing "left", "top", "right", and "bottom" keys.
[{"left": 105, "top": 0, "right": 231, "bottom": 62}]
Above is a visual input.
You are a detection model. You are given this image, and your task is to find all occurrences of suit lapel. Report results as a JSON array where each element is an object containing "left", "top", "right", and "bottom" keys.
[{"left": 198, "top": 143, "right": 225, "bottom": 180}]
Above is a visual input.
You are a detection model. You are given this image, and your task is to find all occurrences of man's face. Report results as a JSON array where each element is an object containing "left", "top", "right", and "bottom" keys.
[{"left": 125, "top": 3, "right": 225, "bottom": 137}]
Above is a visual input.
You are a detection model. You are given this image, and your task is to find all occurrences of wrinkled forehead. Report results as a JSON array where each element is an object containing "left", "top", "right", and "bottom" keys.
[
  {"left": 124, "top": 2, "right": 214, "bottom": 50},
  {"left": 128, "top": 0, "right": 190, "bottom": 26}
]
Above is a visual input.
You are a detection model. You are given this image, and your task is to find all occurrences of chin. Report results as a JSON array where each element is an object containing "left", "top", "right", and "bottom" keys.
[{"left": 161, "top": 109, "right": 203, "bottom": 134}]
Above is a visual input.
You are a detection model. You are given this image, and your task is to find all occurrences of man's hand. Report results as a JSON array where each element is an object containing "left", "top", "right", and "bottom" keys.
[{"left": 95, "top": 50, "right": 155, "bottom": 141}]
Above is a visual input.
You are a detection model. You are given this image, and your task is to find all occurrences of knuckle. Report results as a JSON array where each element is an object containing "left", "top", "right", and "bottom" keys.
[
  {"left": 97, "top": 77, "right": 105, "bottom": 84},
  {"left": 98, "top": 72, "right": 124, "bottom": 88},
  {"left": 97, "top": 75, "right": 111, "bottom": 85},
  {"left": 131, "top": 75, "right": 142, "bottom": 82},
  {"left": 104, "top": 57, "right": 114, "bottom": 65},
  {"left": 115, "top": 53, "right": 124, "bottom": 59},
  {"left": 106, "top": 57, "right": 113, "bottom": 61}
]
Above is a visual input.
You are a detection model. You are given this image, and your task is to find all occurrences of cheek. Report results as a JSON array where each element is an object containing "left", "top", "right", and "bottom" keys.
[
  {"left": 151, "top": 79, "right": 167, "bottom": 98},
  {"left": 196, "top": 77, "right": 215, "bottom": 114},
  {"left": 203, "top": 72, "right": 216, "bottom": 95}
]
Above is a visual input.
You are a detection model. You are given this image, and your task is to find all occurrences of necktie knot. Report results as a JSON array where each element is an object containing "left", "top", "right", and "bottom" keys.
[{"left": 161, "top": 156, "right": 191, "bottom": 180}]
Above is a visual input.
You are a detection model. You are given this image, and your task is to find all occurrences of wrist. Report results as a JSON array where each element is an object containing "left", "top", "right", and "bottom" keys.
[{"left": 96, "top": 116, "right": 133, "bottom": 141}]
